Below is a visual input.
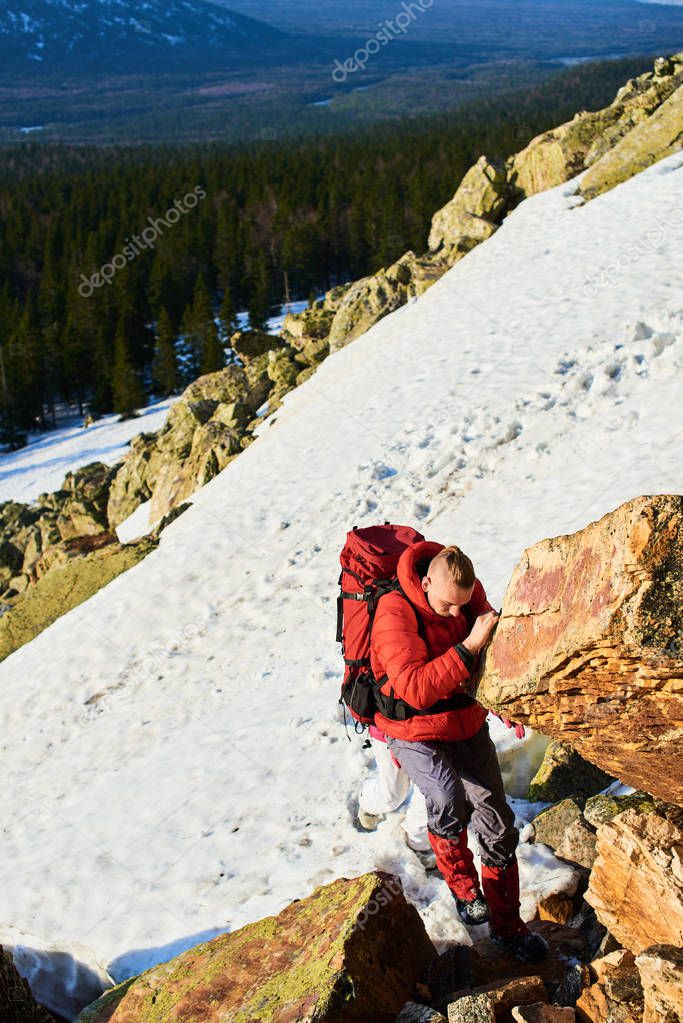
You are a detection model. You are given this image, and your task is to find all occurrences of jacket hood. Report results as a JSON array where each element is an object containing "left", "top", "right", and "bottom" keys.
[{"left": 396, "top": 540, "right": 444, "bottom": 620}]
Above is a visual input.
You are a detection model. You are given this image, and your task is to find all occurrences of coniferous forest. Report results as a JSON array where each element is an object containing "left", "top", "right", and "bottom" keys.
[{"left": 0, "top": 55, "right": 653, "bottom": 443}]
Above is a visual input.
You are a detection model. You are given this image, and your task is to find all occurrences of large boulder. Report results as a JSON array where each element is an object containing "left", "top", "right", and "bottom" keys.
[
  {"left": 230, "top": 328, "right": 285, "bottom": 364},
  {"left": 0, "top": 533, "right": 157, "bottom": 662},
  {"left": 0, "top": 946, "right": 54, "bottom": 1023},
  {"left": 531, "top": 798, "right": 597, "bottom": 869},
  {"left": 473, "top": 494, "right": 683, "bottom": 804},
  {"left": 527, "top": 742, "right": 613, "bottom": 805},
  {"left": 75, "top": 872, "right": 436, "bottom": 1023},
  {"left": 38, "top": 461, "right": 116, "bottom": 540},
  {"left": 635, "top": 945, "right": 683, "bottom": 1023},
  {"left": 584, "top": 809, "right": 683, "bottom": 954},
  {"left": 582, "top": 791, "right": 657, "bottom": 828},
  {"left": 427, "top": 155, "right": 508, "bottom": 262}
]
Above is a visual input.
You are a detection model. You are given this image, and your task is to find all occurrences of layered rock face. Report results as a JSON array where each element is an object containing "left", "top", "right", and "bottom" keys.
[
  {"left": 584, "top": 809, "right": 683, "bottom": 954},
  {"left": 75, "top": 872, "right": 436, "bottom": 1023},
  {"left": 474, "top": 494, "right": 683, "bottom": 804},
  {"left": 636, "top": 945, "right": 683, "bottom": 1023}
]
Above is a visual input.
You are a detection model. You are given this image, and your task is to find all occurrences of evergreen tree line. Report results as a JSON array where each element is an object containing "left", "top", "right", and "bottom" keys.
[{"left": 0, "top": 57, "right": 650, "bottom": 443}]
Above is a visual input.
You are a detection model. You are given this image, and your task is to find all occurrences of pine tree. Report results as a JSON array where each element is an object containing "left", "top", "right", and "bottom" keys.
[
  {"left": 180, "top": 274, "right": 221, "bottom": 380},
  {"left": 152, "top": 308, "right": 180, "bottom": 396},
  {"left": 219, "top": 287, "right": 237, "bottom": 342},
  {"left": 247, "top": 251, "right": 271, "bottom": 332},
  {"left": 112, "top": 319, "right": 145, "bottom": 419},
  {"left": 90, "top": 325, "right": 113, "bottom": 416}
]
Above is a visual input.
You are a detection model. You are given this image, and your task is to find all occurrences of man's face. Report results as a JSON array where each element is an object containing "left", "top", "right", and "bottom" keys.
[{"left": 421, "top": 559, "right": 474, "bottom": 618}]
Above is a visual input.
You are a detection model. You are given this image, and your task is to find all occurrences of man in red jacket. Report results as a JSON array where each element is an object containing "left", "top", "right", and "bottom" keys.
[{"left": 370, "top": 540, "right": 547, "bottom": 962}]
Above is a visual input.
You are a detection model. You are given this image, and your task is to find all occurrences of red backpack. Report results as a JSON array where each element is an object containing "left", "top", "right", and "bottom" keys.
[{"left": 336, "top": 523, "right": 424, "bottom": 728}]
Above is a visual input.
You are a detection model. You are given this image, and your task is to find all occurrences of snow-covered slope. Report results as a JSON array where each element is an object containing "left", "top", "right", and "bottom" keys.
[
  {"left": 0, "top": 398, "right": 173, "bottom": 506},
  {"left": 1, "top": 150, "right": 682, "bottom": 1012}
]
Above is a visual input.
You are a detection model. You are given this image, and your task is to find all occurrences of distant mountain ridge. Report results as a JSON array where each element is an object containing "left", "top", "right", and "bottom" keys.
[{"left": 0, "top": 0, "right": 287, "bottom": 72}]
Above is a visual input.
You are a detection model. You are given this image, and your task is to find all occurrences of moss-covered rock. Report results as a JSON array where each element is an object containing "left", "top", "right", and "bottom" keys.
[
  {"left": 0, "top": 533, "right": 157, "bottom": 662},
  {"left": 528, "top": 741, "right": 614, "bottom": 805},
  {"left": 532, "top": 798, "right": 584, "bottom": 849},
  {"left": 583, "top": 792, "right": 657, "bottom": 829},
  {"left": 428, "top": 154, "right": 508, "bottom": 261},
  {"left": 532, "top": 798, "right": 598, "bottom": 868},
  {"left": 75, "top": 872, "right": 435, "bottom": 1023},
  {"left": 230, "top": 329, "right": 285, "bottom": 364},
  {"left": 507, "top": 54, "right": 683, "bottom": 201},
  {"left": 579, "top": 77, "right": 683, "bottom": 200},
  {"left": 280, "top": 284, "right": 353, "bottom": 351},
  {"left": 327, "top": 251, "right": 442, "bottom": 353}
]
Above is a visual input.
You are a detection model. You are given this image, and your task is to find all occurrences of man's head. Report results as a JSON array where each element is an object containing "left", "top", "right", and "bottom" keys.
[{"left": 421, "top": 545, "right": 475, "bottom": 618}]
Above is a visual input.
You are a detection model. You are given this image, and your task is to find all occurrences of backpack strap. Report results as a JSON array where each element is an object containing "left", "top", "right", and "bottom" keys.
[{"left": 375, "top": 589, "right": 477, "bottom": 721}]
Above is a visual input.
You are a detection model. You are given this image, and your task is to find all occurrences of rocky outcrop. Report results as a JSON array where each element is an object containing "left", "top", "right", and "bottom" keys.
[
  {"left": 473, "top": 494, "right": 683, "bottom": 805},
  {"left": 575, "top": 949, "right": 643, "bottom": 1023},
  {"left": 108, "top": 364, "right": 269, "bottom": 527},
  {"left": 280, "top": 284, "right": 351, "bottom": 352},
  {"left": 578, "top": 63, "right": 683, "bottom": 200},
  {"left": 104, "top": 432, "right": 161, "bottom": 529},
  {"left": 326, "top": 251, "right": 443, "bottom": 354},
  {"left": 0, "top": 946, "right": 55, "bottom": 1023},
  {"left": 0, "top": 532, "right": 157, "bottom": 662},
  {"left": 0, "top": 462, "right": 116, "bottom": 601},
  {"left": 75, "top": 872, "right": 436, "bottom": 1023},
  {"left": 635, "top": 945, "right": 683, "bottom": 1023},
  {"left": 584, "top": 809, "right": 683, "bottom": 954},
  {"left": 528, "top": 743, "right": 613, "bottom": 805},
  {"left": 509, "top": 53, "right": 683, "bottom": 200}
]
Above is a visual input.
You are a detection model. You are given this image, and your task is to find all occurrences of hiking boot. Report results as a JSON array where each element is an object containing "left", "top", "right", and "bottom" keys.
[
  {"left": 455, "top": 893, "right": 491, "bottom": 926},
  {"left": 357, "top": 808, "right": 384, "bottom": 831},
  {"left": 406, "top": 841, "right": 438, "bottom": 872},
  {"left": 490, "top": 928, "right": 549, "bottom": 962}
]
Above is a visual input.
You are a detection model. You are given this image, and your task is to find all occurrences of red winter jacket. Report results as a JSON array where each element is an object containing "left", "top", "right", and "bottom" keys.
[{"left": 370, "top": 540, "right": 493, "bottom": 742}]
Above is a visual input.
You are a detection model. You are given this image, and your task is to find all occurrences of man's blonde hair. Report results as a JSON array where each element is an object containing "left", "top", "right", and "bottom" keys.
[{"left": 434, "top": 545, "right": 475, "bottom": 588}]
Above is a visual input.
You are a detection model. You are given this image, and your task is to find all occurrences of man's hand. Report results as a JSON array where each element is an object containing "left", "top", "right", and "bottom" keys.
[
  {"left": 492, "top": 712, "right": 526, "bottom": 740},
  {"left": 461, "top": 610, "right": 499, "bottom": 656}
]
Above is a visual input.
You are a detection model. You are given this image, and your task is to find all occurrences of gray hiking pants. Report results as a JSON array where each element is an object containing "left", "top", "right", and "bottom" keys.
[{"left": 385, "top": 722, "right": 518, "bottom": 868}]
